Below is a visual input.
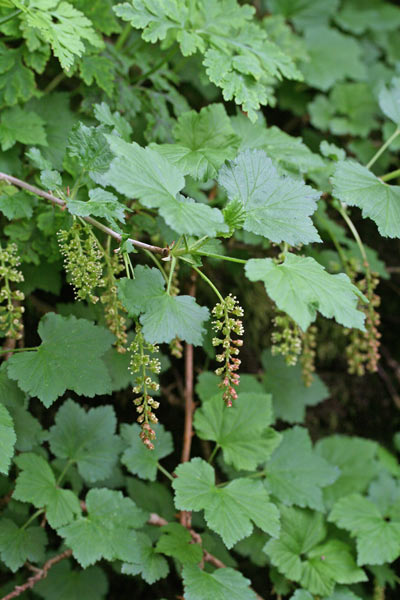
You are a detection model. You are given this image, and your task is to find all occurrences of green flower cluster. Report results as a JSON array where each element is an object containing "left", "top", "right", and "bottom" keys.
[
  {"left": 57, "top": 221, "right": 105, "bottom": 303},
  {"left": 129, "top": 325, "right": 161, "bottom": 449},
  {"left": 100, "top": 253, "right": 128, "bottom": 353},
  {"left": 212, "top": 294, "right": 244, "bottom": 407},
  {"left": 271, "top": 312, "right": 302, "bottom": 366},
  {"left": 0, "top": 243, "right": 25, "bottom": 340}
]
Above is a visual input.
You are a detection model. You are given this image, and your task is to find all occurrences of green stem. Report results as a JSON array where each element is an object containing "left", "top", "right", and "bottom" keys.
[
  {"left": 191, "top": 266, "right": 224, "bottom": 302},
  {"left": 166, "top": 256, "right": 177, "bottom": 295},
  {"left": 43, "top": 72, "right": 66, "bottom": 95},
  {"left": 56, "top": 459, "right": 73, "bottom": 486},
  {"left": 195, "top": 251, "right": 247, "bottom": 264},
  {"left": 157, "top": 462, "right": 174, "bottom": 481},
  {"left": 114, "top": 22, "right": 131, "bottom": 51},
  {"left": 0, "top": 346, "right": 37, "bottom": 355},
  {"left": 21, "top": 508, "right": 45, "bottom": 530},
  {"left": 336, "top": 204, "right": 368, "bottom": 265},
  {"left": 208, "top": 444, "right": 220, "bottom": 464},
  {"left": 143, "top": 248, "right": 168, "bottom": 284},
  {"left": 367, "top": 128, "right": 400, "bottom": 169},
  {"left": 0, "top": 8, "right": 21, "bottom": 26},
  {"left": 133, "top": 46, "right": 177, "bottom": 84},
  {"left": 123, "top": 252, "right": 132, "bottom": 279},
  {"left": 381, "top": 167, "right": 400, "bottom": 183}
]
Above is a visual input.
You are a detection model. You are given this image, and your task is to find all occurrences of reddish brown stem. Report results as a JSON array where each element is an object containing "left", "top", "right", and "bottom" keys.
[
  {"left": 0, "top": 172, "right": 167, "bottom": 256},
  {"left": 181, "top": 342, "right": 194, "bottom": 465},
  {"left": 1, "top": 549, "right": 72, "bottom": 600}
]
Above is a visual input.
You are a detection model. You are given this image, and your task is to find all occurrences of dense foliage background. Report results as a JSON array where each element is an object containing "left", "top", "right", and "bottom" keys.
[{"left": 1, "top": 1, "right": 400, "bottom": 599}]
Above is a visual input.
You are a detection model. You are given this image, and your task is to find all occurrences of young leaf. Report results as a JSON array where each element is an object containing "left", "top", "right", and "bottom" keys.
[
  {"left": 0, "top": 519, "right": 47, "bottom": 572},
  {"left": 35, "top": 561, "right": 108, "bottom": 600},
  {"left": 329, "top": 494, "right": 400, "bottom": 565},
  {"left": 155, "top": 523, "right": 203, "bottom": 564},
  {"left": 7, "top": 314, "right": 114, "bottom": 407},
  {"left": 79, "top": 55, "right": 115, "bottom": 97},
  {"left": 13, "top": 453, "right": 80, "bottom": 528},
  {"left": 121, "top": 423, "right": 173, "bottom": 481},
  {"left": 261, "top": 349, "right": 329, "bottom": 423},
  {"left": 48, "top": 399, "right": 121, "bottom": 483},
  {"left": 173, "top": 458, "right": 280, "bottom": 548},
  {"left": 332, "top": 160, "right": 400, "bottom": 238},
  {"left": 194, "top": 392, "right": 281, "bottom": 470},
  {"left": 154, "top": 104, "right": 240, "bottom": 180},
  {"left": 122, "top": 532, "right": 169, "bottom": 584},
  {"left": 0, "top": 404, "right": 16, "bottom": 475},
  {"left": 379, "top": 76, "right": 400, "bottom": 125},
  {"left": 245, "top": 254, "right": 366, "bottom": 331},
  {"left": 265, "top": 427, "right": 339, "bottom": 510},
  {"left": 218, "top": 149, "right": 321, "bottom": 245},
  {"left": 58, "top": 488, "right": 147, "bottom": 568},
  {"left": 182, "top": 564, "right": 258, "bottom": 600},
  {"left": 117, "top": 266, "right": 165, "bottom": 316}
]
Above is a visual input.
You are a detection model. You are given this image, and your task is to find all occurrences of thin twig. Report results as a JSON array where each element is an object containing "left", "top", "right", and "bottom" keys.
[
  {"left": 377, "top": 366, "right": 400, "bottom": 410},
  {"left": 0, "top": 549, "right": 72, "bottom": 600},
  {"left": 0, "top": 172, "right": 167, "bottom": 256}
]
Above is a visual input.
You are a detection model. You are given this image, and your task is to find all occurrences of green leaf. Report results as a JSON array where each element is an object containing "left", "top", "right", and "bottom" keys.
[
  {"left": 335, "top": 1, "right": 400, "bottom": 34},
  {"left": 154, "top": 104, "right": 240, "bottom": 180},
  {"left": 122, "top": 531, "right": 169, "bottom": 584},
  {"left": 245, "top": 254, "right": 366, "bottom": 331},
  {"left": 299, "top": 27, "right": 365, "bottom": 91},
  {"left": 173, "top": 458, "right": 280, "bottom": 548},
  {"left": 67, "top": 188, "right": 126, "bottom": 229},
  {"left": 58, "top": 488, "right": 147, "bottom": 568},
  {"left": 182, "top": 564, "right": 258, "bottom": 600},
  {"left": 66, "top": 123, "right": 113, "bottom": 183},
  {"left": 194, "top": 392, "right": 281, "bottom": 470},
  {"left": 118, "top": 266, "right": 210, "bottom": 344},
  {"left": 309, "top": 83, "right": 378, "bottom": 138},
  {"left": 72, "top": 0, "right": 121, "bottom": 35},
  {"left": 141, "top": 294, "right": 210, "bottom": 345},
  {"left": 40, "top": 169, "right": 62, "bottom": 190},
  {"left": 0, "top": 44, "right": 36, "bottom": 107},
  {"left": 329, "top": 494, "right": 400, "bottom": 565},
  {"left": 17, "top": 0, "right": 103, "bottom": 71},
  {"left": 7, "top": 314, "right": 114, "bottom": 407},
  {"left": 379, "top": 77, "right": 400, "bottom": 126},
  {"left": 218, "top": 149, "right": 320, "bottom": 245},
  {"left": 118, "top": 266, "right": 165, "bottom": 316},
  {"left": 0, "top": 106, "right": 47, "bottom": 151},
  {"left": 290, "top": 592, "right": 313, "bottom": 600},
  {"left": 261, "top": 349, "right": 328, "bottom": 423},
  {"left": 316, "top": 436, "right": 379, "bottom": 509},
  {"left": 105, "top": 135, "right": 185, "bottom": 205},
  {"left": 35, "top": 561, "right": 108, "bottom": 600},
  {"left": 0, "top": 187, "right": 34, "bottom": 220},
  {"left": 48, "top": 399, "right": 121, "bottom": 483},
  {"left": 332, "top": 160, "right": 400, "bottom": 238},
  {"left": 27, "top": 93, "right": 79, "bottom": 170},
  {"left": 93, "top": 102, "right": 132, "bottom": 140},
  {"left": 0, "top": 519, "right": 47, "bottom": 572},
  {"left": 265, "top": 426, "right": 338, "bottom": 510},
  {"left": 79, "top": 55, "right": 115, "bottom": 96},
  {"left": 121, "top": 423, "right": 173, "bottom": 481},
  {"left": 13, "top": 453, "right": 80, "bottom": 528},
  {"left": 0, "top": 404, "right": 15, "bottom": 474},
  {"left": 264, "top": 506, "right": 365, "bottom": 596},
  {"left": 105, "top": 135, "right": 226, "bottom": 237},
  {"left": 155, "top": 523, "right": 203, "bottom": 564}
]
